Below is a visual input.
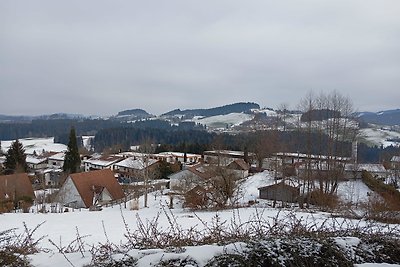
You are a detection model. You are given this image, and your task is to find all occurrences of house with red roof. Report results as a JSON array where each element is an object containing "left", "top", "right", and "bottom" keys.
[{"left": 56, "top": 169, "right": 124, "bottom": 209}]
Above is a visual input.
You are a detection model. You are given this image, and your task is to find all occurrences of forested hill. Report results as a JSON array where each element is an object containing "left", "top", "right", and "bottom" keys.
[
  {"left": 161, "top": 102, "right": 260, "bottom": 117},
  {"left": 358, "top": 109, "right": 400, "bottom": 126}
]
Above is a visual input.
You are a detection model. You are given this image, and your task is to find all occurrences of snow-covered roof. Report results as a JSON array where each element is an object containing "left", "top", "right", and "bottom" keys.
[
  {"left": 26, "top": 155, "right": 47, "bottom": 165},
  {"left": 0, "top": 137, "right": 67, "bottom": 155},
  {"left": 276, "top": 152, "right": 351, "bottom": 162},
  {"left": 298, "top": 163, "right": 386, "bottom": 173},
  {"left": 157, "top": 152, "right": 201, "bottom": 158},
  {"left": 356, "top": 164, "right": 387, "bottom": 173},
  {"left": 114, "top": 157, "right": 158, "bottom": 170},
  {"left": 84, "top": 155, "right": 122, "bottom": 167},
  {"left": 391, "top": 156, "right": 400, "bottom": 163},
  {"left": 116, "top": 152, "right": 147, "bottom": 158},
  {"left": 48, "top": 152, "right": 65, "bottom": 161}
]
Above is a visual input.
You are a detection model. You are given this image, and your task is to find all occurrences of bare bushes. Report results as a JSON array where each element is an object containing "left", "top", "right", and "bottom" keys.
[
  {"left": 0, "top": 222, "right": 45, "bottom": 267},
  {"left": 362, "top": 170, "right": 400, "bottom": 222},
  {"left": 306, "top": 190, "right": 340, "bottom": 211},
  {"left": 85, "top": 208, "right": 400, "bottom": 266}
]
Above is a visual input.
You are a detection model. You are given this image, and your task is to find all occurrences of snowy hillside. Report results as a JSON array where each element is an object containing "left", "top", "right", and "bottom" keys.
[
  {"left": 358, "top": 127, "right": 400, "bottom": 147},
  {"left": 192, "top": 112, "right": 254, "bottom": 129},
  {"left": 0, "top": 137, "right": 67, "bottom": 155}
]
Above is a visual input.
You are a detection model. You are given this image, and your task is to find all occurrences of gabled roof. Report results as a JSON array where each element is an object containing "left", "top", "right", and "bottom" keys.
[
  {"left": 114, "top": 157, "right": 158, "bottom": 170},
  {"left": 258, "top": 181, "right": 299, "bottom": 192},
  {"left": 0, "top": 173, "right": 35, "bottom": 201},
  {"left": 227, "top": 159, "right": 250, "bottom": 171},
  {"left": 26, "top": 155, "right": 47, "bottom": 165},
  {"left": 187, "top": 164, "right": 214, "bottom": 180},
  {"left": 68, "top": 169, "right": 124, "bottom": 208}
]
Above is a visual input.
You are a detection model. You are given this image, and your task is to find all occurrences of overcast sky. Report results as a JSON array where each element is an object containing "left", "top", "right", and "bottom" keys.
[{"left": 1, "top": 1, "right": 399, "bottom": 116}]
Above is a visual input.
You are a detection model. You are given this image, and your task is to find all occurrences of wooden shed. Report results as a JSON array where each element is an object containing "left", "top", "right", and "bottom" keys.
[{"left": 258, "top": 182, "right": 300, "bottom": 203}]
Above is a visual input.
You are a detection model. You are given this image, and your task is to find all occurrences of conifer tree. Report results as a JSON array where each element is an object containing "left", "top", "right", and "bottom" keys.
[
  {"left": 4, "top": 139, "right": 27, "bottom": 173},
  {"left": 63, "top": 127, "right": 81, "bottom": 174}
]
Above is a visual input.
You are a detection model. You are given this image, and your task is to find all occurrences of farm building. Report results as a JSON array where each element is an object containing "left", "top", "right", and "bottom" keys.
[{"left": 258, "top": 182, "right": 300, "bottom": 203}]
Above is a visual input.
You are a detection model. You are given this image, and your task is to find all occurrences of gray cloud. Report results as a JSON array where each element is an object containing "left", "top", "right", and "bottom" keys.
[{"left": 1, "top": 0, "right": 399, "bottom": 116}]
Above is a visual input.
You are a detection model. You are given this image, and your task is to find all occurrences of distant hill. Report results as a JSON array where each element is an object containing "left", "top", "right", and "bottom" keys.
[
  {"left": 113, "top": 109, "right": 154, "bottom": 121},
  {"left": 38, "top": 113, "right": 85, "bottom": 120},
  {"left": 117, "top": 109, "right": 152, "bottom": 117},
  {"left": 0, "top": 114, "right": 34, "bottom": 123},
  {"left": 358, "top": 109, "right": 400, "bottom": 126},
  {"left": 161, "top": 102, "right": 260, "bottom": 118},
  {"left": 0, "top": 113, "right": 84, "bottom": 123}
]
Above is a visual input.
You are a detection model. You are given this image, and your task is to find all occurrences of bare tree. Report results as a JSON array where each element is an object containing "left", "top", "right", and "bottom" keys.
[
  {"left": 297, "top": 90, "right": 358, "bottom": 197},
  {"left": 205, "top": 165, "right": 244, "bottom": 208},
  {"left": 277, "top": 103, "right": 290, "bottom": 131},
  {"left": 251, "top": 130, "right": 280, "bottom": 170},
  {"left": 138, "top": 138, "right": 156, "bottom": 208}
]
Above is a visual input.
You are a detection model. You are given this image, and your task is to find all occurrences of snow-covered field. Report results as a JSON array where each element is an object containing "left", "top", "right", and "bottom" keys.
[
  {"left": 0, "top": 171, "right": 389, "bottom": 266},
  {"left": 359, "top": 127, "right": 400, "bottom": 147},
  {"left": 0, "top": 137, "right": 67, "bottom": 155},
  {"left": 192, "top": 113, "right": 254, "bottom": 128}
]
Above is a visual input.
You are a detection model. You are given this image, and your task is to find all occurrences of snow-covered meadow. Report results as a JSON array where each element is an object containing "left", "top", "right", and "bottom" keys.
[
  {"left": 1, "top": 171, "right": 396, "bottom": 266},
  {"left": 0, "top": 137, "right": 67, "bottom": 155}
]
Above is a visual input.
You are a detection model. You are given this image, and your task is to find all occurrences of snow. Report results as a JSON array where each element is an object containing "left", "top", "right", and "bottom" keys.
[
  {"left": 81, "top": 135, "right": 94, "bottom": 151},
  {"left": 359, "top": 127, "right": 400, "bottom": 147},
  {"left": 0, "top": 137, "right": 67, "bottom": 155},
  {"left": 240, "top": 171, "right": 278, "bottom": 203},
  {"left": 0, "top": 171, "right": 396, "bottom": 266},
  {"left": 337, "top": 179, "right": 372, "bottom": 203},
  {"left": 115, "top": 157, "right": 158, "bottom": 169},
  {"left": 48, "top": 152, "right": 65, "bottom": 161},
  {"left": 251, "top": 108, "right": 278, "bottom": 116},
  {"left": 192, "top": 113, "right": 254, "bottom": 128}
]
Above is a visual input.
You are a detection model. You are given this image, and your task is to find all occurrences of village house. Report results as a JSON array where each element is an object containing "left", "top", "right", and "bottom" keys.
[
  {"left": 113, "top": 157, "right": 160, "bottom": 183},
  {"left": 0, "top": 173, "right": 35, "bottom": 202},
  {"left": 391, "top": 156, "right": 400, "bottom": 169},
  {"left": 83, "top": 154, "right": 123, "bottom": 172},
  {"left": 169, "top": 164, "right": 213, "bottom": 192},
  {"left": 275, "top": 152, "right": 351, "bottom": 166},
  {"left": 296, "top": 162, "right": 387, "bottom": 180},
  {"left": 48, "top": 152, "right": 65, "bottom": 169},
  {"left": 56, "top": 169, "right": 125, "bottom": 209},
  {"left": 155, "top": 152, "right": 202, "bottom": 164},
  {"left": 226, "top": 159, "right": 250, "bottom": 178},
  {"left": 169, "top": 161, "right": 248, "bottom": 194},
  {"left": 26, "top": 155, "right": 48, "bottom": 171},
  {"left": 346, "top": 163, "right": 387, "bottom": 179},
  {"left": 203, "top": 150, "right": 255, "bottom": 165}
]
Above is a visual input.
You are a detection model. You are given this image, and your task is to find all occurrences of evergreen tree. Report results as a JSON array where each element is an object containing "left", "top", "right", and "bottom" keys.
[
  {"left": 63, "top": 127, "right": 81, "bottom": 174},
  {"left": 4, "top": 139, "right": 27, "bottom": 173}
]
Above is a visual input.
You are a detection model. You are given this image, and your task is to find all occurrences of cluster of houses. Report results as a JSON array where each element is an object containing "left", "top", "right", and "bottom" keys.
[{"left": 0, "top": 143, "right": 399, "bottom": 211}]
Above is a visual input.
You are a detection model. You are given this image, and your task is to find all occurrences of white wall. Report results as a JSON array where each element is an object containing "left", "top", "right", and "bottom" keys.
[{"left": 56, "top": 177, "right": 86, "bottom": 208}]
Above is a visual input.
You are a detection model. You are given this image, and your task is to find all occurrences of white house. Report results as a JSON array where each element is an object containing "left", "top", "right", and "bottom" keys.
[
  {"left": 56, "top": 169, "right": 125, "bottom": 209},
  {"left": 169, "top": 165, "right": 212, "bottom": 192},
  {"left": 83, "top": 155, "right": 123, "bottom": 172},
  {"left": 48, "top": 152, "right": 65, "bottom": 169},
  {"left": 26, "top": 155, "right": 48, "bottom": 170}
]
